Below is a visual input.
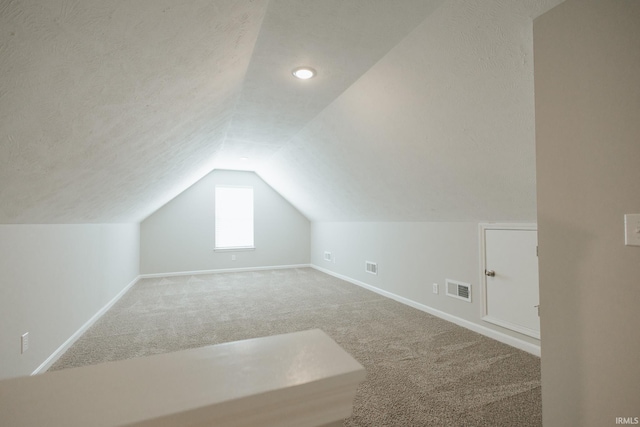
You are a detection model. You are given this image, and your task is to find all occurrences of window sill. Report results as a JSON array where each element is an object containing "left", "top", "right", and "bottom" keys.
[{"left": 214, "top": 247, "right": 256, "bottom": 252}]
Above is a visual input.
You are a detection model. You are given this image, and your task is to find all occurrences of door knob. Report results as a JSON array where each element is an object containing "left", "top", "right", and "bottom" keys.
[{"left": 485, "top": 270, "right": 495, "bottom": 277}]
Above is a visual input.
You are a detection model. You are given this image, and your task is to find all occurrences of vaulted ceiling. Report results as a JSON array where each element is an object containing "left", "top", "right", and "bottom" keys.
[{"left": 0, "top": 0, "right": 563, "bottom": 224}]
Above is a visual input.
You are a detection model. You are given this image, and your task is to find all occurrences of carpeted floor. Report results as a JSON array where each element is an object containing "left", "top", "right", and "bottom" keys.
[{"left": 50, "top": 267, "right": 541, "bottom": 426}]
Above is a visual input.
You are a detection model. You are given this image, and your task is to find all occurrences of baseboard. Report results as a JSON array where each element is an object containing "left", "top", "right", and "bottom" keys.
[
  {"left": 32, "top": 263, "right": 537, "bottom": 376},
  {"left": 138, "top": 264, "right": 311, "bottom": 279},
  {"left": 31, "top": 275, "right": 141, "bottom": 375},
  {"left": 311, "top": 265, "right": 541, "bottom": 357},
  {"left": 32, "top": 265, "right": 311, "bottom": 375}
]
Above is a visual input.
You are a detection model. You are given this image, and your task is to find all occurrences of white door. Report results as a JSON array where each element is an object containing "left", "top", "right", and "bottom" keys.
[{"left": 482, "top": 227, "right": 540, "bottom": 339}]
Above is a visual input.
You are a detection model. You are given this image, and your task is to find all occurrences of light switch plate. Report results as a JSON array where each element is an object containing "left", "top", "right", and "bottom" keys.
[{"left": 624, "top": 214, "right": 640, "bottom": 246}]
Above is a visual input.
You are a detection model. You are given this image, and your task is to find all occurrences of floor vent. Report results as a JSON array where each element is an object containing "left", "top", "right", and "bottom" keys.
[
  {"left": 365, "top": 261, "right": 378, "bottom": 275},
  {"left": 446, "top": 279, "right": 471, "bottom": 302},
  {"left": 324, "top": 251, "right": 332, "bottom": 262}
]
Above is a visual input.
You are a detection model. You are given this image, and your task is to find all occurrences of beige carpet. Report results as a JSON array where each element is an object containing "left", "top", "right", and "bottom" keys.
[{"left": 50, "top": 268, "right": 541, "bottom": 426}]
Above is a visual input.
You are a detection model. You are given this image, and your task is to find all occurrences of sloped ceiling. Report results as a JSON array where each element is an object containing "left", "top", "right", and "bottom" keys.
[
  {"left": 0, "top": 0, "right": 268, "bottom": 223},
  {"left": 0, "top": 0, "right": 563, "bottom": 224},
  {"left": 259, "top": 0, "right": 565, "bottom": 222}
]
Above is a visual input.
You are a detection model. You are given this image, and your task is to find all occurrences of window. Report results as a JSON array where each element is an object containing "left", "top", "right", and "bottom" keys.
[{"left": 214, "top": 186, "right": 254, "bottom": 250}]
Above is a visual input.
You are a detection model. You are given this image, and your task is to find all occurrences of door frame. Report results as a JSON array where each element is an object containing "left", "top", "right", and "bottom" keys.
[{"left": 479, "top": 223, "right": 539, "bottom": 339}]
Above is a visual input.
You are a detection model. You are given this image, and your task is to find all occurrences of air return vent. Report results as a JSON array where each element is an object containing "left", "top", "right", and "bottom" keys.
[
  {"left": 365, "top": 261, "right": 378, "bottom": 275},
  {"left": 446, "top": 279, "right": 471, "bottom": 302}
]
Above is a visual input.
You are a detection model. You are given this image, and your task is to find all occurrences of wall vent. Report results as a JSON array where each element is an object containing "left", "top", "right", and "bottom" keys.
[
  {"left": 365, "top": 261, "right": 378, "bottom": 275},
  {"left": 446, "top": 279, "right": 471, "bottom": 302},
  {"left": 324, "top": 251, "right": 332, "bottom": 262}
]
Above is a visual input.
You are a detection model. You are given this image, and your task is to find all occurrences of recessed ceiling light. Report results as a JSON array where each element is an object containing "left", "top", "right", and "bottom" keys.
[
  {"left": 240, "top": 157, "right": 249, "bottom": 161},
  {"left": 292, "top": 67, "right": 316, "bottom": 80}
]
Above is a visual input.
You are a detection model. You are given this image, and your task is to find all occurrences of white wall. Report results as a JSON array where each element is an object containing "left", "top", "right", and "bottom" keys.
[
  {"left": 140, "top": 170, "right": 310, "bottom": 274},
  {"left": 0, "top": 223, "right": 140, "bottom": 380},
  {"left": 534, "top": 1, "right": 640, "bottom": 425},
  {"left": 311, "top": 222, "right": 540, "bottom": 349}
]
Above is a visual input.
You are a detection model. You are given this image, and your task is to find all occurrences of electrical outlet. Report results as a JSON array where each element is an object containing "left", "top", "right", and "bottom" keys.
[
  {"left": 231, "top": 254, "right": 236, "bottom": 261},
  {"left": 433, "top": 283, "right": 439, "bottom": 294},
  {"left": 21, "top": 332, "right": 29, "bottom": 354},
  {"left": 624, "top": 214, "right": 640, "bottom": 246}
]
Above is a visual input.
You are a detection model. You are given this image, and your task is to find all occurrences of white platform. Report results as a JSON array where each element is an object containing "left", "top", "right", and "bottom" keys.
[{"left": 0, "top": 329, "right": 366, "bottom": 427}]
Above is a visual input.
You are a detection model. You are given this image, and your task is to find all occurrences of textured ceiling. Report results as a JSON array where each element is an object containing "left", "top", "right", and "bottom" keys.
[
  {"left": 0, "top": 0, "right": 563, "bottom": 224},
  {"left": 214, "top": 0, "right": 445, "bottom": 172},
  {"left": 258, "top": 0, "right": 565, "bottom": 221},
  {"left": 0, "top": 0, "right": 268, "bottom": 223}
]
